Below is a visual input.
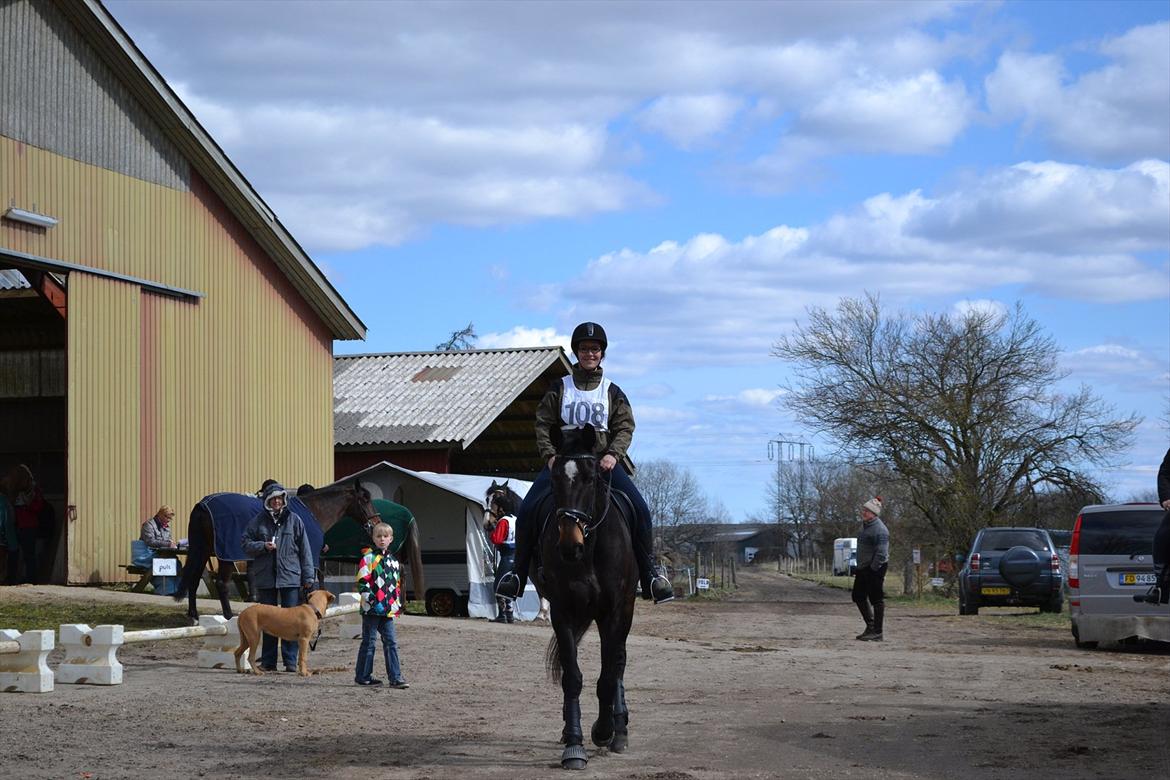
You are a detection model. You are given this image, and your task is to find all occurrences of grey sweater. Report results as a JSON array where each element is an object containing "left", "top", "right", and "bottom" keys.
[{"left": 856, "top": 517, "right": 890, "bottom": 570}]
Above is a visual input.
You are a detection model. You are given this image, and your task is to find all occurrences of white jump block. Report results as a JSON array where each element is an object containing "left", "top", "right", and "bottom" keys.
[
  {"left": 335, "top": 593, "right": 362, "bottom": 639},
  {"left": 0, "top": 629, "right": 55, "bottom": 693},
  {"left": 57, "top": 624, "right": 123, "bottom": 685},
  {"left": 197, "top": 615, "right": 239, "bottom": 670}
]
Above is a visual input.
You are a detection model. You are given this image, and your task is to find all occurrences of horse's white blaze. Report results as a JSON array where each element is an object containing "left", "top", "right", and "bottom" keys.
[{"left": 563, "top": 460, "right": 579, "bottom": 485}]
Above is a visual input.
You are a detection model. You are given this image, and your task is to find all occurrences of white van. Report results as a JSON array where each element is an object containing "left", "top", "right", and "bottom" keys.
[{"left": 833, "top": 538, "right": 857, "bottom": 576}]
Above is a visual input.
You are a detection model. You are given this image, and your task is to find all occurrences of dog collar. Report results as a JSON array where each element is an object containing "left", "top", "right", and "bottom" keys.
[{"left": 309, "top": 604, "right": 323, "bottom": 619}]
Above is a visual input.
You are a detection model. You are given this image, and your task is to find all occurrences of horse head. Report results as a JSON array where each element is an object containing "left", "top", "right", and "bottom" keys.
[
  {"left": 550, "top": 424, "right": 605, "bottom": 563},
  {"left": 484, "top": 479, "right": 521, "bottom": 528},
  {"left": 348, "top": 479, "right": 380, "bottom": 536}
]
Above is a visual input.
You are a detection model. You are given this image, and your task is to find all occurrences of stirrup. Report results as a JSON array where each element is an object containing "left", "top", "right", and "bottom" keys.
[
  {"left": 650, "top": 574, "right": 674, "bottom": 604},
  {"left": 496, "top": 571, "right": 522, "bottom": 600}
]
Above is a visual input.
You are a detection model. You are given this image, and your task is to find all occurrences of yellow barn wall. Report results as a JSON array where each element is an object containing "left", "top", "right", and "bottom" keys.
[{"left": 2, "top": 138, "right": 336, "bottom": 583}]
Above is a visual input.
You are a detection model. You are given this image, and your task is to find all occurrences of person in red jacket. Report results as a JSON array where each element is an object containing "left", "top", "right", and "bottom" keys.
[
  {"left": 485, "top": 506, "right": 517, "bottom": 624},
  {"left": 5, "top": 465, "right": 45, "bottom": 585}
]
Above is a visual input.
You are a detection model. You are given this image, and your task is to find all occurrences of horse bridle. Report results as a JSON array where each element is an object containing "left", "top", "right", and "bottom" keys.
[{"left": 555, "top": 454, "right": 614, "bottom": 539}]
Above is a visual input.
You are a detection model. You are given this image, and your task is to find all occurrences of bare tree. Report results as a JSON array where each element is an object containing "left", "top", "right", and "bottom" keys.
[
  {"left": 435, "top": 322, "right": 477, "bottom": 351},
  {"left": 773, "top": 295, "right": 1139, "bottom": 554},
  {"left": 631, "top": 459, "right": 711, "bottom": 552}
]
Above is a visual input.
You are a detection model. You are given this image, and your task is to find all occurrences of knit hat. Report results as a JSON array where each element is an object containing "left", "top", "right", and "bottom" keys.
[{"left": 862, "top": 496, "right": 883, "bottom": 516}]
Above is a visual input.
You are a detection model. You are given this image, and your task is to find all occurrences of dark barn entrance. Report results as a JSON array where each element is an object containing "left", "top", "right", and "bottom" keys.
[{"left": 0, "top": 266, "right": 67, "bottom": 583}]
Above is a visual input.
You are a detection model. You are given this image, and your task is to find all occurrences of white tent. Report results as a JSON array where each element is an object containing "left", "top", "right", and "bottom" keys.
[{"left": 341, "top": 461, "right": 543, "bottom": 621}]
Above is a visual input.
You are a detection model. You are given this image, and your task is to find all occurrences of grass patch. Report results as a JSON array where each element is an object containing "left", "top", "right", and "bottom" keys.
[{"left": 0, "top": 599, "right": 190, "bottom": 633}]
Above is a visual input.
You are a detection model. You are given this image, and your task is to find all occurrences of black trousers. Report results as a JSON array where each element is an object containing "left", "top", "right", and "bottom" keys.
[{"left": 852, "top": 564, "right": 887, "bottom": 608}]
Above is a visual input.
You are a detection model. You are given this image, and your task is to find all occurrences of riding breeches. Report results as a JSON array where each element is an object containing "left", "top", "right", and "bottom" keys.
[{"left": 513, "top": 464, "right": 654, "bottom": 573}]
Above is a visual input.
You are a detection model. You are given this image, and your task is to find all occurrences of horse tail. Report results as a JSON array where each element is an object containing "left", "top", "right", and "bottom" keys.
[
  {"left": 173, "top": 504, "right": 209, "bottom": 602},
  {"left": 402, "top": 519, "right": 426, "bottom": 603},
  {"left": 544, "top": 625, "right": 587, "bottom": 684}
]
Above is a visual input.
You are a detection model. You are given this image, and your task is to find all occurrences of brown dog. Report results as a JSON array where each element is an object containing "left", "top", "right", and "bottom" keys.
[{"left": 234, "top": 589, "right": 336, "bottom": 677}]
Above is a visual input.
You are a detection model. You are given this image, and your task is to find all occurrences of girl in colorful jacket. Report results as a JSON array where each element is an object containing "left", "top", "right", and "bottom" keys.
[{"left": 354, "top": 522, "right": 408, "bottom": 688}]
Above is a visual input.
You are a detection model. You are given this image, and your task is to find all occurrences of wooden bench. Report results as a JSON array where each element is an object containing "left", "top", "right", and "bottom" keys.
[{"left": 118, "top": 564, "right": 153, "bottom": 593}]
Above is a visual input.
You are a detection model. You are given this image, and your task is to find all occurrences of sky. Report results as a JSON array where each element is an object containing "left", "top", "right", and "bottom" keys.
[{"left": 106, "top": 0, "right": 1170, "bottom": 520}]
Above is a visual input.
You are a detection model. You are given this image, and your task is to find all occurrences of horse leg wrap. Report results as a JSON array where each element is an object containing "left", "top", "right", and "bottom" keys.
[{"left": 562, "top": 699, "right": 583, "bottom": 745}]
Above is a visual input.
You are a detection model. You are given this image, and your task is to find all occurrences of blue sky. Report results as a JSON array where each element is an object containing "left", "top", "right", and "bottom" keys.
[{"left": 108, "top": 0, "right": 1169, "bottom": 519}]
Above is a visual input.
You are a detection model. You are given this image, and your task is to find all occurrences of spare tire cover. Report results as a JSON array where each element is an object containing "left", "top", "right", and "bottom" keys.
[{"left": 999, "top": 545, "right": 1042, "bottom": 587}]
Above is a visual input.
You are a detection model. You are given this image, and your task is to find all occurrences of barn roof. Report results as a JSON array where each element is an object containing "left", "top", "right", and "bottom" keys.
[
  {"left": 58, "top": 0, "right": 365, "bottom": 340},
  {"left": 334, "top": 347, "right": 572, "bottom": 448}
]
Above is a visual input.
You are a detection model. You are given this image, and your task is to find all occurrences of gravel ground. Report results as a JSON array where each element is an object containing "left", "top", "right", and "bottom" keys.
[{"left": 1, "top": 569, "right": 1168, "bottom": 779}]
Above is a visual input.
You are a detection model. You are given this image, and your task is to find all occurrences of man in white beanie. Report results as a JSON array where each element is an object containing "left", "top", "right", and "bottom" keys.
[{"left": 852, "top": 496, "right": 889, "bottom": 641}]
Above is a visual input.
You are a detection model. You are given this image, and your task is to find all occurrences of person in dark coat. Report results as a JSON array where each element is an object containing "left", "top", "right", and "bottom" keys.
[
  {"left": 242, "top": 482, "right": 316, "bottom": 671},
  {"left": 1149, "top": 448, "right": 1170, "bottom": 603},
  {"left": 853, "top": 496, "right": 890, "bottom": 641}
]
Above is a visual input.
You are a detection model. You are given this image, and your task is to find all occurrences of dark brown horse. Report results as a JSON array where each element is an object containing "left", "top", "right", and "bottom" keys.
[
  {"left": 536, "top": 424, "right": 639, "bottom": 770},
  {"left": 174, "top": 480, "right": 417, "bottom": 623}
]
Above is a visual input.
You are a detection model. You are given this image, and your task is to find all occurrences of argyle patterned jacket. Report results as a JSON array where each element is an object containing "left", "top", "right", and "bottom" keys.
[{"left": 356, "top": 547, "right": 403, "bottom": 618}]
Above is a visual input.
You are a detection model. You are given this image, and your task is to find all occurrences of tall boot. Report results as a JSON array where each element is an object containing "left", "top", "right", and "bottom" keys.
[
  {"left": 855, "top": 600, "right": 874, "bottom": 640},
  {"left": 633, "top": 518, "right": 673, "bottom": 603},
  {"left": 865, "top": 603, "right": 884, "bottom": 641},
  {"left": 495, "top": 524, "right": 533, "bottom": 600}
]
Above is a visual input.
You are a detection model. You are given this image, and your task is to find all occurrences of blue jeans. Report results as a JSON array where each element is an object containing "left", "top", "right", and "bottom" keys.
[
  {"left": 257, "top": 586, "right": 301, "bottom": 669},
  {"left": 355, "top": 613, "right": 403, "bottom": 683}
]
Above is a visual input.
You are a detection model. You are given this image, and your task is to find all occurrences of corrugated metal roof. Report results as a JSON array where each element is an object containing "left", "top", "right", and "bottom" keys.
[
  {"left": 334, "top": 347, "right": 570, "bottom": 448},
  {"left": 0, "top": 268, "right": 30, "bottom": 289}
]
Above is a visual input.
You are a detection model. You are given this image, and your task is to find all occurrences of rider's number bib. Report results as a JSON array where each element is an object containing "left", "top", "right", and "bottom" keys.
[{"left": 560, "top": 375, "right": 611, "bottom": 431}]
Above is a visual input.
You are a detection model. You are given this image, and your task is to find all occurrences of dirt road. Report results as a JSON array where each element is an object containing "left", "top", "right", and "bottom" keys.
[{"left": 2, "top": 570, "right": 1167, "bottom": 779}]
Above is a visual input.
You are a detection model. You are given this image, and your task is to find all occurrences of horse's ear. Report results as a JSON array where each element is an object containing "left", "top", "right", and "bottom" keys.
[
  {"left": 550, "top": 425, "right": 563, "bottom": 451},
  {"left": 581, "top": 424, "right": 596, "bottom": 452}
]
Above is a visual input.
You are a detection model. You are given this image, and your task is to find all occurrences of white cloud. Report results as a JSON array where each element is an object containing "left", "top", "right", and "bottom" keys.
[
  {"left": 635, "top": 94, "right": 744, "bottom": 148},
  {"left": 798, "top": 70, "right": 972, "bottom": 153},
  {"left": 985, "top": 22, "right": 1170, "bottom": 161},
  {"left": 544, "top": 160, "right": 1168, "bottom": 367},
  {"left": 952, "top": 299, "right": 1008, "bottom": 320},
  {"left": 1062, "top": 343, "right": 1170, "bottom": 393},
  {"left": 478, "top": 326, "right": 567, "bottom": 350}
]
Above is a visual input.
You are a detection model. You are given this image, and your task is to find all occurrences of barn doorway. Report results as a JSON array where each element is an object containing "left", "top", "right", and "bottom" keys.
[{"left": 0, "top": 266, "right": 67, "bottom": 584}]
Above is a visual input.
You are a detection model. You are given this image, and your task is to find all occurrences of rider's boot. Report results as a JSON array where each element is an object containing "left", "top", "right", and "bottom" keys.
[
  {"left": 633, "top": 521, "right": 673, "bottom": 604},
  {"left": 495, "top": 525, "right": 533, "bottom": 600}
]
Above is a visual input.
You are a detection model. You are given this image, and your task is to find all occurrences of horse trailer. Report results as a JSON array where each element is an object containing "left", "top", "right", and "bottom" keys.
[{"left": 833, "top": 538, "right": 857, "bottom": 576}]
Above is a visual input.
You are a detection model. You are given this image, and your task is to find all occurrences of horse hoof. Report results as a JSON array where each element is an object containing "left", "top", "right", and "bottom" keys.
[
  {"left": 561, "top": 744, "right": 588, "bottom": 770},
  {"left": 610, "top": 733, "right": 628, "bottom": 753},
  {"left": 590, "top": 720, "right": 614, "bottom": 748}
]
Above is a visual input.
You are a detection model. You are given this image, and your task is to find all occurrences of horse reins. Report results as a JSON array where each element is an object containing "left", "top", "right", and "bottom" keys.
[{"left": 556, "top": 455, "right": 614, "bottom": 539}]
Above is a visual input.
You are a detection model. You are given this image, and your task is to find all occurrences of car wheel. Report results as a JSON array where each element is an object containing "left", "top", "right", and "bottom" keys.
[
  {"left": 959, "top": 595, "right": 978, "bottom": 615},
  {"left": 1042, "top": 595, "right": 1063, "bottom": 614},
  {"left": 425, "top": 588, "right": 458, "bottom": 617}
]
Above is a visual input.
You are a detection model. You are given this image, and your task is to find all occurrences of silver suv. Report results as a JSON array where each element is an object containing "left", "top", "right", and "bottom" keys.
[{"left": 1068, "top": 503, "right": 1169, "bottom": 649}]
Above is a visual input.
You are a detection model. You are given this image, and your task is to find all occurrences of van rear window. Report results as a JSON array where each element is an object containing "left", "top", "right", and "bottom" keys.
[
  {"left": 978, "top": 530, "right": 1049, "bottom": 551},
  {"left": 1077, "top": 511, "right": 1163, "bottom": 556}
]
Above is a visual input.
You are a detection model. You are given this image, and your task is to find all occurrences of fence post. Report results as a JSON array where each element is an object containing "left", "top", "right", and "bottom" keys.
[
  {"left": 57, "top": 624, "right": 123, "bottom": 686},
  {"left": 196, "top": 615, "right": 236, "bottom": 669},
  {"left": 0, "top": 629, "right": 54, "bottom": 693},
  {"left": 337, "top": 592, "right": 362, "bottom": 639}
]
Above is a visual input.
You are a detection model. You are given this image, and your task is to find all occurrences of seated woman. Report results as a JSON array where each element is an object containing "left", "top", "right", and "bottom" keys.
[
  {"left": 496, "top": 321, "right": 673, "bottom": 604},
  {"left": 140, "top": 505, "right": 180, "bottom": 594}
]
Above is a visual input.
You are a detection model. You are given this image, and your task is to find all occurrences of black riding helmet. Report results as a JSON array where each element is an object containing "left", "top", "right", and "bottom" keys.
[{"left": 570, "top": 322, "right": 607, "bottom": 354}]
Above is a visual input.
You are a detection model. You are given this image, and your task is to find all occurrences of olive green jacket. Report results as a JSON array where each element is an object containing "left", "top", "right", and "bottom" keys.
[{"left": 534, "top": 365, "right": 635, "bottom": 461}]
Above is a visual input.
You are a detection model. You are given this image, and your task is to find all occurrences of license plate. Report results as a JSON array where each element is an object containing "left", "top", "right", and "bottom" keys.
[
  {"left": 981, "top": 586, "right": 1011, "bottom": 595},
  {"left": 1120, "top": 573, "right": 1156, "bottom": 585}
]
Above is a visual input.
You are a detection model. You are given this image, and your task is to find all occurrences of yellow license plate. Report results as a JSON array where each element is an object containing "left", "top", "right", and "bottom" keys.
[
  {"left": 981, "top": 587, "right": 1010, "bottom": 595},
  {"left": 1121, "top": 573, "right": 1156, "bottom": 585}
]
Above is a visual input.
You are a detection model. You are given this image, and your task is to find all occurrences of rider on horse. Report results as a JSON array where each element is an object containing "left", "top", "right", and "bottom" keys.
[{"left": 495, "top": 321, "right": 674, "bottom": 605}]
